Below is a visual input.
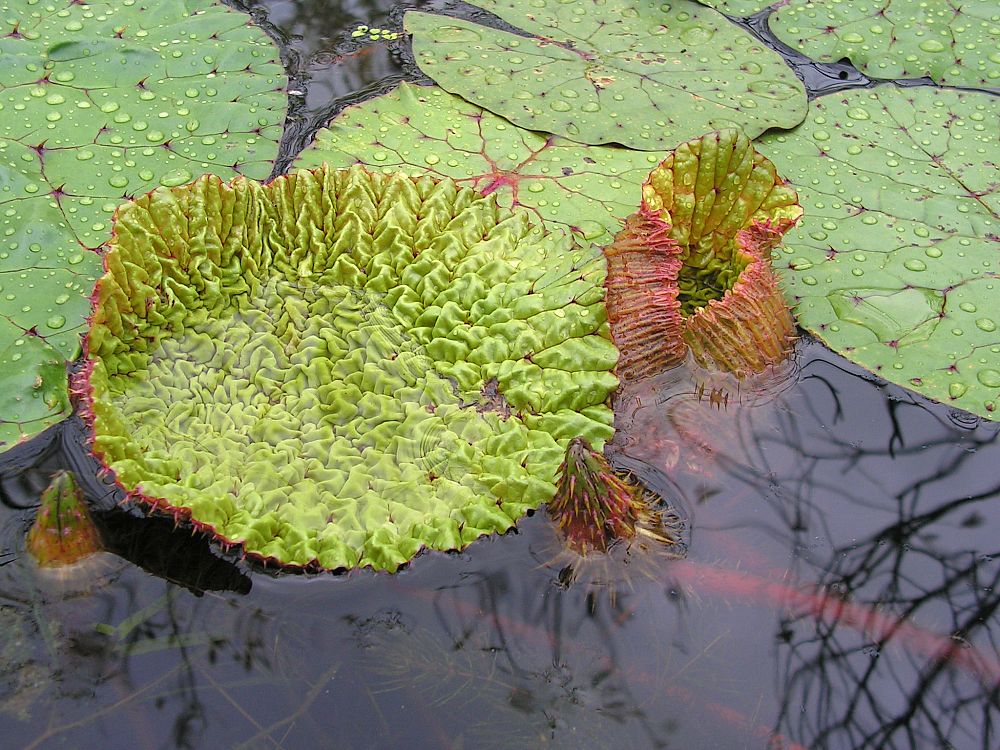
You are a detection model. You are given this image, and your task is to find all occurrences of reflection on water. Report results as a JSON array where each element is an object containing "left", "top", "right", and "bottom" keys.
[
  {"left": 0, "top": 1, "right": 996, "bottom": 748},
  {"left": 1, "top": 340, "right": 997, "bottom": 749}
]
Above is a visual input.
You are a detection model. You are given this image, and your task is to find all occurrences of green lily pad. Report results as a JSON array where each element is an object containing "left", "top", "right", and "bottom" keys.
[
  {"left": 83, "top": 166, "right": 619, "bottom": 571},
  {"left": 756, "top": 85, "right": 1000, "bottom": 419},
  {"left": 294, "top": 82, "right": 665, "bottom": 245},
  {"left": 0, "top": 0, "right": 286, "bottom": 452},
  {"left": 0, "top": 331, "right": 69, "bottom": 448},
  {"left": 404, "top": 0, "right": 806, "bottom": 150},
  {"left": 768, "top": 0, "right": 1000, "bottom": 89},
  {"left": 692, "top": 1, "right": 773, "bottom": 16}
]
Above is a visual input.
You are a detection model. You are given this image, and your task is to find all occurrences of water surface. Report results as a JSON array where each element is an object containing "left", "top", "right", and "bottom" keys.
[{"left": 1, "top": 2, "right": 997, "bottom": 749}]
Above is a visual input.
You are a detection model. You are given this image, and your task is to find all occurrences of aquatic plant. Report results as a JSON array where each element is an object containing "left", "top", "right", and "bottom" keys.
[
  {"left": 604, "top": 130, "right": 801, "bottom": 380},
  {"left": 766, "top": 0, "right": 1000, "bottom": 90},
  {"left": 548, "top": 436, "right": 683, "bottom": 563},
  {"left": 350, "top": 25, "right": 398, "bottom": 42},
  {"left": 691, "top": 0, "right": 771, "bottom": 15},
  {"left": 549, "top": 437, "right": 647, "bottom": 554},
  {"left": 758, "top": 85, "right": 1000, "bottom": 419},
  {"left": 696, "top": 0, "right": 1000, "bottom": 89},
  {"left": 80, "top": 165, "right": 619, "bottom": 572},
  {"left": 294, "top": 82, "right": 664, "bottom": 245},
  {"left": 26, "top": 471, "right": 101, "bottom": 568},
  {"left": 0, "top": 0, "right": 286, "bottom": 454},
  {"left": 404, "top": 0, "right": 806, "bottom": 149}
]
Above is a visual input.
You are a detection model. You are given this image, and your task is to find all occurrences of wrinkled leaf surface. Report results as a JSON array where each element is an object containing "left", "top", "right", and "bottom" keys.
[
  {"left": 0, "top": 0, "right": 286, "bottom": 451},
  {"left": 85, "top": 166, "right": 619, "bottom": 571}
]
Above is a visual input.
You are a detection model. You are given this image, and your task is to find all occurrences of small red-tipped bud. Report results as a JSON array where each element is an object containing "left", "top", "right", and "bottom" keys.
[
  {"left": 549, "top": 437, "right": 646, "bottom": 554},
  {"left": 26, "top": 471, "right": 102, "bottom": 568}
]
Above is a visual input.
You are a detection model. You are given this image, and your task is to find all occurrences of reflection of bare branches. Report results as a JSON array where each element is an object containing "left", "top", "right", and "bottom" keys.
[
  {"left": 721, "top": 343, "right": 1000, "bottom": 750},
  {"left": 231, "top": 659, "right": 340, "bottom": 750}
]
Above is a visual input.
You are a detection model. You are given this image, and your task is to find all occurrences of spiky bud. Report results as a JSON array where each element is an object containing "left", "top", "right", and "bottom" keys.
[
  {"left": 26, "top": 471, "right": 102, "bottom": 568},
  {"left": 549, "top": 437, "right": 645, "bottom": 554},
  {"left": 603, "top": 130, "right": 801, "bottom": 379}
]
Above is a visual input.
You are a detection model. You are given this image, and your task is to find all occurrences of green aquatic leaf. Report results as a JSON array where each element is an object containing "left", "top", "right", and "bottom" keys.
[
  {"left": 84, "top": 166, "right": 619, "bottom": 572},
  {"left": 691, "top": 0, "right": 772, "bottom": 16},
  {"left": 0, "top": 331, "right": 69, "bottom": 449},
  {"left": 768, "top": 0, "right": 1000, "bottom": 90},
  {"left": 294, "top": 82, "right": 665, "bottom": 245},
  {"left": 757, "top": 85, "right": 1000, "bottom": 419},
  {"left": 0, "top": 0, "right": 286, "bottom": 452},
  {"left": 404, "top": 0, "right": 806, "bottom": 150}
]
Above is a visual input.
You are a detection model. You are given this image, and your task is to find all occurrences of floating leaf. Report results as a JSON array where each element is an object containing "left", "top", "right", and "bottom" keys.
[
  {"left": 404, "top": 0, "right": 806, "bottom": 150},
  {"left": 605, "top": 130, "right": 800, "bottom": 380},
  {"left": 691, "top": 0, "right": 773, "bottom": 16},
  {"left": 0, "top": 333, "right": 69, "bottom": 449},
  {"left": 756, "top": 85, "right": 1000, "bottom": 419},
  {"left": 294, "top": 82, "right": 664, "bottom": 245},
  {"left": 81, "top": 166, "right": 619, "bottom": 572},
  {"left": 768, "top": 0, "right": 1000, "bottom": 90},
  {"left": 0, "top": 0, "right": 286, "bottom": 452}
]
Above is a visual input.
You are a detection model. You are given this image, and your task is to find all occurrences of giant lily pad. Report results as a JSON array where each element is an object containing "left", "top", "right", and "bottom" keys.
[
  {"left": 294, "top": 82, "right": 664, "bottom": 245},
  {"left": 82, "top": 166, "right": 619, "bottom": 571},
  {"left": 691, "top": 1, "right": 772, "bottom": 16},
  {"left": 0, "top": 0, "right": 286, "bottom": 452},
  {"left": 403, "top": 0, "right": 806, "bottom": 150},
  {"left": 767, "top": 0, "right": 1000, "bottom": 90},
  {"left": 757, "top": 85, "right": 1000, "bottom": 419}
]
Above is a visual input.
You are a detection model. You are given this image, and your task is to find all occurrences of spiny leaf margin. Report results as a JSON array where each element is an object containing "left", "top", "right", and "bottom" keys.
[{"left": 81, "top": 165, "right": 620, "bottom": 572}]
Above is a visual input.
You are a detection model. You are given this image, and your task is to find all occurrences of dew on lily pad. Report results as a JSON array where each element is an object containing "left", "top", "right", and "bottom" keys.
[
  {"left": 691, "top": 0, "right": 773, "bottom": 16},
  {"left": 294, "top": 82, "right": 666, "bottom": 245},
  {"left": 404, "top": 0, "right": 806, "bottom": 150},
  {"left": 0, "top": 0, "right": 286, "bottom": 453},
  {"left": 757, "top": 84, "right": 1000, "bottom": 419},
  {"left": 767, "top": 0, "right": 1000, "bottom": 90}
]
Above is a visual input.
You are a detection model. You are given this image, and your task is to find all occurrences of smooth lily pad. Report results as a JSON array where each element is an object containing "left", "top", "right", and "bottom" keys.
[
  {"left": 0, "top": 0, "right": 286, "bottom": 452},
  {"left": 756, "top": 85, "right": 1000, "bottom": 419},
  {"left": 768, "top": 0, "right": 1000, "bottom": 90},
  {"left": 82, "top": 165, "right": 619, "bottom": 571},
  {"left": 0, "top": 333, "right": 69, "bottom": 447},
  {"left": 692, "top": 0, "right": 772, "bottom": 16},
  {"left": 404, "top": 0, "right": 806, "bottom": 150},
  {"left": 294, "top": 82, "right": 665, "bottom": 245}
]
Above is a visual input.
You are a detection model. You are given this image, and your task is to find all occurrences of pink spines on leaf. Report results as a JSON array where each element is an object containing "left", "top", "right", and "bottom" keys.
[
  {"left": 602, "top": 207, "right": 684, "bottom": 381},
  {"left": 549, "top": 437, "right": 645, "bottom": 554}
]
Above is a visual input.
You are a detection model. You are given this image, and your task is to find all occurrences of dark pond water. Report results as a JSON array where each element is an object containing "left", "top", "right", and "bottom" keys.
[{"left": 2, "top": 2, "right": 999, "bottom": 749}]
